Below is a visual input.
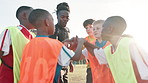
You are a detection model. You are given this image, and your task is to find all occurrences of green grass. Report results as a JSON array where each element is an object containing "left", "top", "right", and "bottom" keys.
[{"left": 68, "top": 64, "right": 86, "bottom": 83}]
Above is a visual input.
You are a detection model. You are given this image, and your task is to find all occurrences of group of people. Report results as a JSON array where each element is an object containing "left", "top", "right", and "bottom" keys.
[{"left": 0, "top": 2, "right": 148, "bottom": 83}]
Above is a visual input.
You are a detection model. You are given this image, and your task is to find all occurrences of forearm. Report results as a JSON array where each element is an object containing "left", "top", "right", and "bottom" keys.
[
  {"left": 84, "top": 41, "right": 99, "bottom": 56},
  {"left": 71, "top": 42, "right": 84, "bottom": 61},
  {"left": 0, "top": 51, "right": 4, "bottom": 57}
]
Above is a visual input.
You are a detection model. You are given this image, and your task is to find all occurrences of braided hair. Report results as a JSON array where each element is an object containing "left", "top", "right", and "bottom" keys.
[{"left": 56, "top": 2, "right": 70, "bottom": 15}]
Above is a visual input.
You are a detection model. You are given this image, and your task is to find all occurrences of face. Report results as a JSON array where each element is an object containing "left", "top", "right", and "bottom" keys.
[
  {"left": 47, "top": 15, "right": 55, "bottom": 35},
  {"left": 101, "top": 23, "right": 111, "bottom": 41},
  {"left": 57, "top": 10, "right": 69, "bottom": 27},
  {"left": 93, "top": 24, "right": 103, "bottom": 39},
  {"left": 85, "top": 24, "right": 94, "bottom": 36}
]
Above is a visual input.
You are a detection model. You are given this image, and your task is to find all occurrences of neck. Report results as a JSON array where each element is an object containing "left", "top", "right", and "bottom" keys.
[
  {"left": 57, "top": 23, "right": 64, "bottom": 28},
  {"left": 109, "top": 35, "right": 121, "bottom": 50},
  {"left": 88, "top": 35, "right": 95, "bottom": 38},
  {"left": 96, "top": 38, "right": 102, "bottom": 43},
  {"left": 20, "top": 21, "right": 31, "bottom": 30},
  {"left": 36, "top": 28, "right": 49, "bottom": 36}
]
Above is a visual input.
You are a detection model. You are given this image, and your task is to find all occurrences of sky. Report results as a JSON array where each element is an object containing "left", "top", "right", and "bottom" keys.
[{"left": 0, "top": 0, "right": 148, "bottom": 52}]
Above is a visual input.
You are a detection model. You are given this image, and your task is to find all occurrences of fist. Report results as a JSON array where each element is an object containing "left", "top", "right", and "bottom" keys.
[
  {"left": 63, "top": 36, "right": 78, "bottom": 51},
  {"left": 68, "top": 37, "right": 78, "bottom": 51}
]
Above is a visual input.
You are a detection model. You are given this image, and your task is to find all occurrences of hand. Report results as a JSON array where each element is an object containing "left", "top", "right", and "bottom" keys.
[
  {"left": 63, "top": 36, "right": 78, "bottom": 43},
  {"left": 77, "top": 38, "right": 86, "bottom": 44},
  {"left": 63, "top": 36, "right": 78, "bottom": 51},
  {"left": 69, "top": 62, "right": 74, "bottom": 72}
]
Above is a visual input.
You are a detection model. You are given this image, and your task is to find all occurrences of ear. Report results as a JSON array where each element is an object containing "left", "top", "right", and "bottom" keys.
[
  {"left": 45, "top": 19, "right": 50, "bottom": 26},
  {"left": 109, "top": 26, "right": 114, "bottom": 34},
  {"left": 20, "top": 12, "right": 27, "bottom": 20}
]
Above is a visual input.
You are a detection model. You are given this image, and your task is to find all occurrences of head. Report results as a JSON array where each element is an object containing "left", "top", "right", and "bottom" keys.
[
  {"left": 29, "top": 9, "right": 54, "bottom": 35},
  {"left": 16, "top": 6, "right": 34, "bottom": 29},
  {"left": 102, "top": 16, "right": 127, "bottom": 41},
  {"left": 92, "top": 20, "right": 104, "bottom": 39},
  {"left": 56, "top": 2, "right": 70, "bottom": 27},
  {"left": 83, "top": 19, "right": 95, "bottom": 36}
]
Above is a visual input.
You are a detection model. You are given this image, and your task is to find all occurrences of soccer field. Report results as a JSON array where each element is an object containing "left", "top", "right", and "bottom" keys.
[{"left": 68, "top": 65, "right": 86, "bottom": 83}]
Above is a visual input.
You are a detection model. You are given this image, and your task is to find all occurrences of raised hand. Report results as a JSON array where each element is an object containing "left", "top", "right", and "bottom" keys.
[{"left": 63, "top": 36, "right": 78, "bottom": 51}]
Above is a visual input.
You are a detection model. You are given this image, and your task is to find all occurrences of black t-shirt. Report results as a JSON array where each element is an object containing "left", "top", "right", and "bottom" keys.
[{"left": 50, "top": 24, "right": 70, "bottom": 42}]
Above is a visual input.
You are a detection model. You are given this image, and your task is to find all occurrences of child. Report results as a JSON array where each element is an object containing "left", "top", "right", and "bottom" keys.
[
  {"left": 82, "top": 20, "right": 114, "bottom": 83},
  {"left": 83, "top": 19, "right": 96, "bottom": 43},
  {"left": 82, "top": 19, "right": 95, "bottom": 83},
  {"left": 84, "top": 16, "right": 148, "bottom": 83},
  {"left": 0, "top": 6, "right": 34, "bottom": 83},
  {"left": 19, "top": 9, "right": 85, "bottom": 83}
]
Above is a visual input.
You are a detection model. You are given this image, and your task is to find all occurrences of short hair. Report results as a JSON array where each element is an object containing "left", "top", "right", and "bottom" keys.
[
  {"left": 103, "top": 16, "right": 127, "bottom": 35},
  {"left": 56, "top": 2, "right": 70, "bottom": 15},
  {"left": 83, "top": 19, "right": 95, "bottom": 27},
  {"left": 29, "top": 9, "right": 50, "bottom": 27},
  {"left": 93, "top": 20, "right": 104, "bottom": 26},
  {"left": 16, "top": 6, "right": 33, "bottom": 19}
]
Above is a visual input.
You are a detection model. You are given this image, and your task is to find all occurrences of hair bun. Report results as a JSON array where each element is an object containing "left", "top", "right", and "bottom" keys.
[{"left": 56, "top": 2, "right": 70, "bottom": 14}]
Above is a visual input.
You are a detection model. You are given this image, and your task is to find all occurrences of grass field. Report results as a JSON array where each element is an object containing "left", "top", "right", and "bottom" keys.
[{"left": 68, "top": 64, "right": 86, "bottom": 83}]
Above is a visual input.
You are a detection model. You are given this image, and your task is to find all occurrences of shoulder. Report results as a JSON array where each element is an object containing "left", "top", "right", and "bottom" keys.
[
  {"left": 0, "top": 26, "right": 18, "bottom": 35},
  {"left": 102, "top": 41, "right": 110, "bottom": 48},
  {"left": 6, "top": 26, "right": 18, "bottom": 29},
  {"left": 49, "top": 38, "right": 63, "bottom": 45},
  {"left": 121, "top": 37, "right": 134, "bottom": 43},
  {"left": 64, "top": 27, "right": 70, "bottom": 32}
]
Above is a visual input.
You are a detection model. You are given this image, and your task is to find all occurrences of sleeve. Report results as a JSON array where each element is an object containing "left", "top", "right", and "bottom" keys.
[
  {"left": 130, "top": 41, "right": 148, "bottom": 80},
  {"left": 82, "top": 48, "right": 88, "bottom": 59},
  {"left": 94, "top": 48, "right": 108, "bottom": 64},
  {"left": 58, "top": 45, "right": 74, "bottom": 66},
  {"left": 0, "top": 29, "right": 11, "bottom": 56}
]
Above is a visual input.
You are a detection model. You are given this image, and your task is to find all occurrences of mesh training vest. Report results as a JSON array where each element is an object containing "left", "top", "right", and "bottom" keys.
[
  {"left": 104, "top": 37, "right": 137, "bottom": 83},
  {"left": 88, "top": 41, "right": 114, "bottom": 83},
  {"left": 19, "top": 37, "right": 63, "bottom": 83},
  {"left": 8, "top": 26, "right": 31, "bottom": 83}
]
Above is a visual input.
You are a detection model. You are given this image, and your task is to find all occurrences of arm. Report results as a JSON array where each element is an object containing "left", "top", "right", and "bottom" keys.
[
  {"left": 84, "top": 41, "right": 108, "bottom": 64},
  {"left": 0, "top": 51, "right": 4, "bottom": 56},
  {"left": 0, "top": 29, "right": 11, "bottom": 56},
  {"left": 0, "top": 51, "right": 3, "bottom": 64},
  {"left": 84, "top": 41, "right": 99, "bottom": 56},
  {"left": 69, "top": 61, "right": 74, "bottom": 72},
  {"left": 62, "top": 36, "right": 78, "bottom": 51},
  {"left": 57, "top": 38, "right": 85, "bottom": 66},
  {"left": 0, "top": 51, "right": 4, "bottom": 60},
  {"left": 71, "top": 38, "right": 86, "bottom": 61},
  {"left": 130, "top": 41, "right": 148, "bottom": 80}
]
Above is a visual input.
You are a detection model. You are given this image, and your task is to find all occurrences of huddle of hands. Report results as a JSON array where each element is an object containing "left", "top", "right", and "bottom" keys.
[
  {"left": 63, "top": 36, "right": 86, "bottom": 51},
  {"left": 62, "top": 36, "right": 86, "bottom": 72}
]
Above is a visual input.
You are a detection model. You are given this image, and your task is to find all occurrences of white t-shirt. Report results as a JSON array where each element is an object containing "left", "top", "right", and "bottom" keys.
[
  {"left": 58, "top": 45, "right": 74, "bottom": 66},
  {"left": 0, "top": 26, "right": 27, "bottom": 56},
  {"left": 82, "top": 48, "right": 88, "bottom": 59}
]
